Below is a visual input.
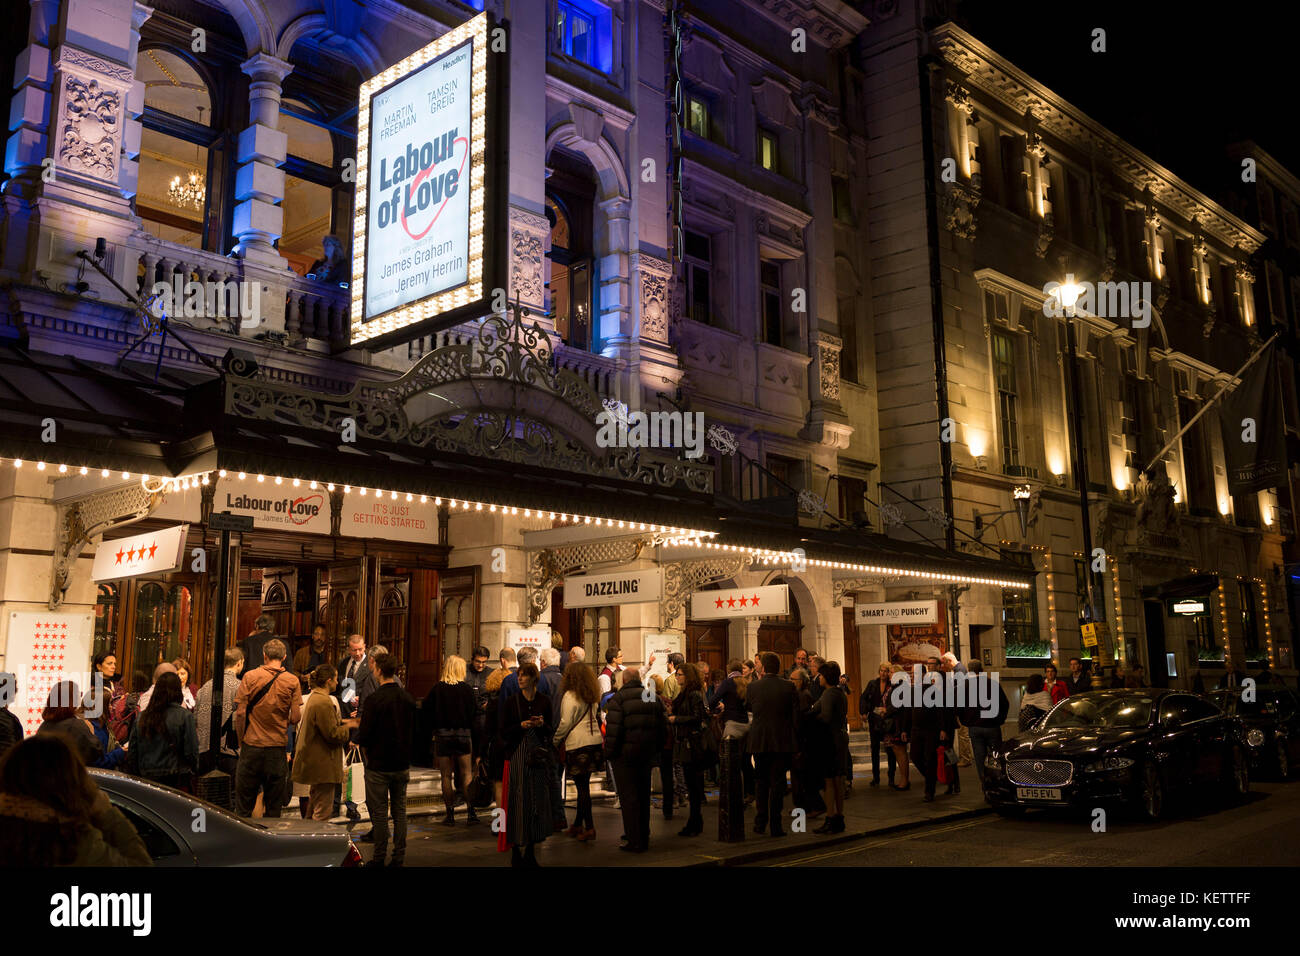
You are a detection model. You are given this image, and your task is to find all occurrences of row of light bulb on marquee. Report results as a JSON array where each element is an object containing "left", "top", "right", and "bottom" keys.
[
  {"left": 13, "top": 457, "right": 1032, "bottom": 586},
  {"left": 8, "top": 457, "right": 719, "bottom": 541}
]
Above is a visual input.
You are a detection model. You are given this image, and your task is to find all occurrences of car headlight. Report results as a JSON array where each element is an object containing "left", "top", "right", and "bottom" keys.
[
  {"left": 1246, "top": 729, "right": 1265, "bottom": 748},
  {"left": 1083, "top": 756, "right": 1135, "bottom": 773}
]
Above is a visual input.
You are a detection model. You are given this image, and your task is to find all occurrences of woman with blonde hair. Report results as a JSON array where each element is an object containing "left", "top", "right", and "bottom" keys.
[
  {"left": 553, "top": 659, "right": 603, "bottom": 841},
  {"left": 885, "top": 663, "right": 911, "bottom": 791},
  {"left": 423, "top": 654, "right": 477, "bottom": 825}
]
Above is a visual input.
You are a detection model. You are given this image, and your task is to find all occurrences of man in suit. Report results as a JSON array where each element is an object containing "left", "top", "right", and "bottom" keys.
[
  {"left": 604, "top": 667, "right": 667, "bottom": 853},
  {"left": 336, "top": 634, "right": 378, "bottom": 724},
  {"left": 747, "top": 652, "right": 799, "bottom": 836},
  {"left": 1064, "top": 657, "right": 1091, "bottom": 696}
]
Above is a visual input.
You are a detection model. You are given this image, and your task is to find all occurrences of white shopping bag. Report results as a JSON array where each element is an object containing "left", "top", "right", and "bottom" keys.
[{"left": 344, "top": 747, "right": 366, "bottom": 805}]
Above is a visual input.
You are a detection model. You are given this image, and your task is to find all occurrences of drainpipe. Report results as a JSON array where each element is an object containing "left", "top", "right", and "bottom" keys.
[{"left": 918, "top": 53, "right": 956, "bottom": 554}]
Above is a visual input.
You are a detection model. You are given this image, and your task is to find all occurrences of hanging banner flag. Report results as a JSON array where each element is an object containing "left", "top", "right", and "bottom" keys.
[
  {"left": 91, "top": 525, "right": 188, "bottom": 581},
  {"left": 1221, "top": 346, "right": 1287, "bottom": 494},
  {"left": 856, "top": 600, "right": 940, "bottom": 626},
  {"left": 5, "top": 611, "right": 94, "bottom": 736},
  {"left": 690, "top": 585, "right": 789, "bottom": 620},
  {"left": 564, "top": 569, "right": 663, "bottom": 608}
]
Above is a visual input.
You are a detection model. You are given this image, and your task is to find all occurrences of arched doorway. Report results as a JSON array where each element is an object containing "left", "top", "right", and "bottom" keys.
[{"left": 758, "top": 580, "right": 802, "bottom": 673}]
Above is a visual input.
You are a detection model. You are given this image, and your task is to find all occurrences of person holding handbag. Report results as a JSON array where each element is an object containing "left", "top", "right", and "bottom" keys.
[
  {"left": 424, "top": 654, "right": 478, "bottom": 826},
  {"left": 668, "top": 663, "right": 711, "bottom": 836},
  {"left": 500, "top": 663, "right": 554, "bottom": 866},
  {"left": 553, "top": 660, "right": 604, "bottom": 841},
  {"left": 861, "top": 663, "right": 896, "bottom": 787}
]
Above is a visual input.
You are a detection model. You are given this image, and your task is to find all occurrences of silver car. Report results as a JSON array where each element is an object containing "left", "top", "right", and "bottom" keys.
[{"left": 91, "top": 770, "right": 362, "bottom": 867}]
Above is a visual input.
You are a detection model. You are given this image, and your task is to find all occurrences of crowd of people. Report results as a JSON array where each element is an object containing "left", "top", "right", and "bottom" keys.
[{"left": 2, "top": 627, "right": 1294, "bottom": 867}]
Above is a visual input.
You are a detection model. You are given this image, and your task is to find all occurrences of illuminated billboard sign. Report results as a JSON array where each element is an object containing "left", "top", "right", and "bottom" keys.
[{"left": 352, "top": 12, "right": 498, "bottom": 349}]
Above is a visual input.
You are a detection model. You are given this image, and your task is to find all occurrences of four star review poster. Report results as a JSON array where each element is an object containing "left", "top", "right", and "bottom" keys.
[
  {"left": 5, "top": 612, "right": 93, "bottom": 736},
  {"left": 363, "top": 38, "right": 474, "bottom": 322}
]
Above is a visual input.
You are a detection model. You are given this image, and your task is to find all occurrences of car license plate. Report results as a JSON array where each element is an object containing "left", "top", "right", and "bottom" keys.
[{"left": 1016, "top": 786, "right": 1062, "bottom": 801}]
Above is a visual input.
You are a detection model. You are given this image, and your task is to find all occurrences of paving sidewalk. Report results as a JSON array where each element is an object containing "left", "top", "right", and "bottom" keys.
[{"left": 353, "top": 769, "right": 991, "bottom": 867}]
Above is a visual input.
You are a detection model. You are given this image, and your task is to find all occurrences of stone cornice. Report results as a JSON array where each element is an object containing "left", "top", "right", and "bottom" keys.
[
  {"left": 1228, "top": 141, "right": 1300, "bottom": 206},
  {"left": 748, "top": 0, "right": 870, "bottom": 50},
  {"left": 931, "top": 23, "right": 1266, "bottom": 256}
]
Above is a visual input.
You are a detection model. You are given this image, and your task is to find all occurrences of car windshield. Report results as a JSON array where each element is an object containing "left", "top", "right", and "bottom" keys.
[{"left": 1042, "top": 695, "right": 1153, "bottom": 729}]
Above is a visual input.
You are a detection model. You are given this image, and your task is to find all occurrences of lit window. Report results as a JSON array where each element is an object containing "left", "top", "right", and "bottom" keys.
[
  {"left": 556, "top": 0, "right": 613, "bottom": 72},
  {"left": 758, "top": 130, "right": 779, "bottom": 172},
  {"left": 687, "top": 95, "right": 710, "bottom": 139}
]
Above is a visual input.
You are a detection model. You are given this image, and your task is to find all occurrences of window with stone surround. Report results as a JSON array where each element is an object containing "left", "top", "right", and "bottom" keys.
[
  {"left": 554, "top": 0, "right": 613, "bottom": 74},
  {"left": 991, "top": 326, "right": 1021, "bottom": 472},
  {"left": 761, "top": 259, "right": 784, "bottom": 348},
  {"left": 684, "top": 229, "right": 713, "bottom": 325},
  {"left": 757, "top": 128, "right": 779, "bottom": 173}
]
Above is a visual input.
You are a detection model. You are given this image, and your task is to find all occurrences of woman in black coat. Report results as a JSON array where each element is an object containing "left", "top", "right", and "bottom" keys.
[
  {"left": 788, "top": 668, "right": 825, "bottom": 814},
  {"left": 424, "top": 654, "right": 478, "bottom": 826},
  {"left": 860, "top": 663, "right": 897, "bottom": 787},
  {"left": 499, "top": 663, "right": 554, "bottom": 867},
  {"left": 884, "top": 664, "right": 911, "bottom": 791}
]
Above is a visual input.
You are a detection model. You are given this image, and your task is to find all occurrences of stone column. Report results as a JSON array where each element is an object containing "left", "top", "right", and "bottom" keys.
[{"left": 232, "top": 53, "right": 292, "bottom": 265}]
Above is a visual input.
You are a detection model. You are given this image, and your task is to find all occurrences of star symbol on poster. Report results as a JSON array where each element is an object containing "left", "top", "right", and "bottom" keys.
[
  {"left": 714, "top": 598, "right": 724, "bottom": 609},
  {"left": 751, "top": 595, "right": 760, "bottom": 606},
  {"left": 115, "top": 549, "right": 124, "bottom": 564},
  {"left": 148, "top": 542, "right": 158, "bottom": 559},
  {"left": 726, "top": 597, "right": 736, "bottom": 608},
  {"left": 739, "top": 596, "right": 749, "bottom": 607},
  {"left": 126, "top": 547, "right": 136, "bottom": 561}
]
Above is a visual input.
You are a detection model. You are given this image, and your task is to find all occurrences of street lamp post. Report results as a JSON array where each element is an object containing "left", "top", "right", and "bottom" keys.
[{"left": 1057, "top": 278, "right": 1110, "bottom": 660}]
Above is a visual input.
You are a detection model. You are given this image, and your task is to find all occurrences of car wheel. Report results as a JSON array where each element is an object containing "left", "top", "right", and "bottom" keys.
[
  {"left": 1277, "top": 740, "right": 1291, "bottom": 781},
  {"left": 1141, "top": 763, "right": 1164, "bottom": 821},
  {"left": 1228, "top": 745, "right": 1250, "bottom": 800}
]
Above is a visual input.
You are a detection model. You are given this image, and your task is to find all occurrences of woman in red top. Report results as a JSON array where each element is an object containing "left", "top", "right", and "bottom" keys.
[{"left": 1045, "top": 663, "right": 1070, "bottom": 705}]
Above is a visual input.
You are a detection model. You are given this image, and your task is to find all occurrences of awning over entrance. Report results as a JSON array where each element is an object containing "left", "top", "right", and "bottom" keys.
[
  {"left": 1140, "top": 572, "right": 1220, "bottom": 602},
  {"left": 2, "top": 335, "right": 1033, "bottom": 590}
]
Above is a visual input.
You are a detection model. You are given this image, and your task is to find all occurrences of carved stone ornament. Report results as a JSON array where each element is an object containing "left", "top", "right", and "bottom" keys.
[
  {"left": 509, "top": 207, "right": 549, "bottom": 311},
  {"left": 525, "top": 538, "right": 648, "bottom": 624},
  {"left": 945, "top": 81, "right": 974, "bottom": 114},
  {"left": 51, "top": 483, "right": 162, "bottom": 609},
  {"left": 1135, "top": 471, "right": 1181, "bottom": 549},
  {"left": 1035, "top": 211, "right": 1055, "bottom": 259},
  {"left": 57, "top": 75, "right": 122, "bottom": 180},
  {"left": 817, "top": 332, "right": 842, "bottom": 401},
  {"left": 639, "top": 254, "right": 672, "bottom": 343},
  {"left": 225, "top": 302, "right": 713, "bottom": 494},
  {"left": 942, "top": 181, "right": 981, "bottom": 240}
]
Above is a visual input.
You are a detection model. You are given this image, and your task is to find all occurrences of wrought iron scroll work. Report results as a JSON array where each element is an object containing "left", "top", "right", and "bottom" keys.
[
  {"left": 832, "top": 577, "right": 901, "bottom": 607},
  {"left": 50, "top": 484, "right": 161, "bottom": 609},
  {"left": 525, "top": 538, "right": 648, "bottom": 624},
  {"left": 659, "top": 556, "right": 748, "bottom": 629},
  {"left": 225, "top": 303, "right": 711, "bottom": 493}
]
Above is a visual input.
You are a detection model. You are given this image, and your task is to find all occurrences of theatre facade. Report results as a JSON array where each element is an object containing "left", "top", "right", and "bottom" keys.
[{"left": 0, "top": 0, "right": 1038, "bottom": 729}]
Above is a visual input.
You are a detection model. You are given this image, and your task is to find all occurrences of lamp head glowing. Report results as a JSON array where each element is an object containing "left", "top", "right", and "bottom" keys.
[{"left": 1057, "top": 273, "right": 1083, "bottom": 311}]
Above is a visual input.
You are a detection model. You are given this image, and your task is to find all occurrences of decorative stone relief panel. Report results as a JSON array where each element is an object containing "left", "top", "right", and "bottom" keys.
[
  {"left": 817, "top": 332, "right": 842, "bottom": 401},
  {"left": 509, "top": 207, "right": 549, "bottom": 311},
  {"left": 638, "top": 253, "right": 671, "bottom": 343},
  {"left": 52, "top": 48, "right": 132, "bottom": 184}
]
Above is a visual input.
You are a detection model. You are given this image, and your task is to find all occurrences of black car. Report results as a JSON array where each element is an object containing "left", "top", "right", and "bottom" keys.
[
  {"left": 1209, "top": 686, "right": 1300, "bottom": 780},
  {"left": 983, "top": 689, "right": 1249, "bottom": 820}
]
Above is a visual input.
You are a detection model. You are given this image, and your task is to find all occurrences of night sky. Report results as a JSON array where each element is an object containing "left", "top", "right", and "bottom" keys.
[{"left": 953, "top": 0, "right": 1300, "bottom": 200}]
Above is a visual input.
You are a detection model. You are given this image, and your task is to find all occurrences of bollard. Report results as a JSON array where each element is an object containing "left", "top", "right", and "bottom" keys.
[{"left": 717, "top": 735, "right": 745, "bottom": 842}]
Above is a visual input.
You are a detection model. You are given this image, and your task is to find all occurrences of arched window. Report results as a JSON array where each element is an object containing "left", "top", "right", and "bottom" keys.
[
  {"left": 279, "top": 97, "right": 351, "bottom": 276},
  {"left": 546, "top": 149, "right": 598, "bottom": 350},
  {"left": 137, "top": 48, "right": 225, "bottom": 251}
]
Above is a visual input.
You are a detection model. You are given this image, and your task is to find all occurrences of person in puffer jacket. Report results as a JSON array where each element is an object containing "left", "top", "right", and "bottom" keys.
[{"left": 603, "top": 667, "right": 666, "bottom": 853}]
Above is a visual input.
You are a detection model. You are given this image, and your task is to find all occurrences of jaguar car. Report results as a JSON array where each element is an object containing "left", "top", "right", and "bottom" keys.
[
  {"left": 91, "top": 770, "right": 363, "bottom": 866},
  {"left": 983, "top": 689, "right": 1249, "bottom": 820},
  {"left": 1209, "top": 686, "right": 1300, "bottom": 780}
]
